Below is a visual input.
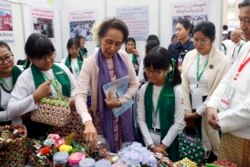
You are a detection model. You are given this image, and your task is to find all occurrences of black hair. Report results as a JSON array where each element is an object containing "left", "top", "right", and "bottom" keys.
[
  {"left": 125, "top": 37, "right": 136, "bottom": 52},
  {"left": 222, "top": 25, "right": 228, "bottom": 30},
  {"left": 146, "top": 34, "right": 160, "bottom": 45},
  {"left": 177, "top": 18, "right": 193, "bottom": 36},
  {"left": 67, "top": 37, "right": 80, "bottom": 50},
  {"left": 145, "top": 40, "right": 159, "bottom": 54},
  {"left": 193, "top": 21, "right": 216, "bottom": 42},
  {"left": 98, "top": 18, "right": 128, "bottom": 43},
  {"left": 171, "top": 34, "right": 177, "bottom": 43},
  {"left": 24, "top": 33, "right": 55, "bottom": 59},
  {"left": 238, "top": 0, "right": 250, "bottom": 8},
  {"left": 75, "top": 35, "right": 85, "bottom": 41},
  {"left": 0, "top": 41, "right": 12, "bottom": 54},
  {"left": 144, "top": 46, "right": 181, "bottom": 87}
]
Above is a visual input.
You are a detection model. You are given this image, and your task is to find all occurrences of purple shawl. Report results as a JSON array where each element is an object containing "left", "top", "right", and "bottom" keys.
[{"left": 96, "top": 49, "right": 134, "bottom": 152}]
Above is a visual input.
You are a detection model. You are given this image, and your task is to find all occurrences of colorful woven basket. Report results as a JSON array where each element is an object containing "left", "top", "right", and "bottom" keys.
[
  {"left": 0, "top": 124, "right": 28, "bottom": 167},
  {"left": 31, "top": 96, "right": 71, "bottom": 127}
]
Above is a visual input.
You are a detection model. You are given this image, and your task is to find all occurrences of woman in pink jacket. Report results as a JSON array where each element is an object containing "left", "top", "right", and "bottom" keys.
[{"left": 75, "top": 18, "right": 139, "bottom": 152}]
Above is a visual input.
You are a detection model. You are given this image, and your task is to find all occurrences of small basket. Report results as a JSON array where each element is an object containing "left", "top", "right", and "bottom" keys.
[
  {"left": 0, "top": 124, "right": 28, "bottom": 167},
  {"left": 31, "top": 96, "right": 71, "bottom": 127}
]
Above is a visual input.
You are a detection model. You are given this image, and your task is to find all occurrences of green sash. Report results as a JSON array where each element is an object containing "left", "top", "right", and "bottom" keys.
[
  {"left": 12, "top": 66, "right": 22, "bottom": 86},
  {"left": 65, "top": 55, "right": 83, "bottom": 73},
  {"left": 0, "top": 66, "right": 22, "bottom": 109},
  {"left": 31, "top": 64, "right": 71, "bottom": 97},
  {"left": 79, "top": 47, "right": 88, "bottom": 57},
  {"left": 0, "top": 66, "right": 22, "bottom": 92},
  {"left": 144, "top": 78, "right": 179, "bottom": 161},
  {"left": 132, "top": 54, "right": 138, "bottom": 65}
]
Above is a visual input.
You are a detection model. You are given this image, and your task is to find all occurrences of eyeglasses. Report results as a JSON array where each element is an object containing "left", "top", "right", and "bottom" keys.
[
  {"left": 0, "top": 54, "right": 13, "bottom": 65},
  {"left": 192, "top": 38, "right": 210, "bottom": 46},
  {"left": 37, "top": 52, "right": 55, "bottom": 62},
  {"left": 144, "top": 68, "right": 163, "bottom": 76}
]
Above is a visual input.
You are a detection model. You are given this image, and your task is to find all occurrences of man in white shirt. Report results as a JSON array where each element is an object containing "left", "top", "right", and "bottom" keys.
[
  {"left": 226, "top": 29, "right": 245, "bottom": 64},
  {"left": 207, "top": 0, "right": 250, "bottom": 166}
]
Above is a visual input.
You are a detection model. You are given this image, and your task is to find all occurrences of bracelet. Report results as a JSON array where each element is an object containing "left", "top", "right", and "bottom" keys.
[
  {"left": 117, "top": 99, "right": 122, "bottom": 107},
  {"left": 148, "top": 144, "right": 155, "bottom": 150}
]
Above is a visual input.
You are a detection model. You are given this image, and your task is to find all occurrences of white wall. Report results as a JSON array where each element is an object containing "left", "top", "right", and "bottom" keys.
[
  {"left": 4, "top": 1, "right": 26, "bottom": 63},
  {"left": 3, "top": 0, "right": 223, "bottom": 63}
]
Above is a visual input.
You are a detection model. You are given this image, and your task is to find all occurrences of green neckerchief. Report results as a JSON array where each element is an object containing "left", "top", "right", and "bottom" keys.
[
  {"left": 65, "top": 55, "right": 83, "bottom": 74},
  {"left": 132, "top": 54, "right": 138, "bottom": 65},
  {"left": 79, "top": 47, "right": 88, "bottom": 57},
  {"left": 31, "top": 64, "right": 71, "bottom": 97},
  {"left": 0, "top": 66, "right": 22, "bottom": 109},
  {"left": 23, "top": 59, "right": 31, "bottom": 70},
  {"left": 144, "top": 78, "right": 179, "bottom": 161},
  {"left": 12, "top": 66, "right": 22, "bottom": 87},
  {"left": 0, "top": 65, "right": 22, "bottom": 93}
]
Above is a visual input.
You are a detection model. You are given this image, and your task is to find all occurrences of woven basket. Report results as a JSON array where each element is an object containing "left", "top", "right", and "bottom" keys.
[
  {"left": 218, "top": 133, "right": 250, "bottom": 166},
  {"left": 0, "top": 124, "right": 28, "bottom": 167},
  {"left": 31, "top": 96, "right": 71, "bottom": 127}
]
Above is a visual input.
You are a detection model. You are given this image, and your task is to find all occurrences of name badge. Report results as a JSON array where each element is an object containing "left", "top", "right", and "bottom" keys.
[{"left": 220, "top": 85, "right": 235, "bottom": 110}]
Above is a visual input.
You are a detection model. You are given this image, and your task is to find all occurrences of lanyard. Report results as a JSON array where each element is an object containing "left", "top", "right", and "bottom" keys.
[
  {"left": 196, "top": 54, "right": 209, "bottom": 87},
  {"left": 71, "top": 61, "right": 79, "bottom": 74},
  {"left": 233, "top": 49, "right": 250, "bottom": 81},
  {"left": 42, "top": 73, "right": 61, "bottom": 94},
  {"left": 0, "top": 77, "right": 12, "bottom": 92},
  {"left": 152, "top": 86, "right": 164, "bottom": 125}
]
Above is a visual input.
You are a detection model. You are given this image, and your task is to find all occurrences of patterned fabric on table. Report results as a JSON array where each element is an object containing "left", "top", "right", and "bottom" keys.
[
  {"left": 178, "top": 129, "right": 205, "bottom": 166},
  {"left": 218, "top": 133, "right": 250, "bottom": 167}
]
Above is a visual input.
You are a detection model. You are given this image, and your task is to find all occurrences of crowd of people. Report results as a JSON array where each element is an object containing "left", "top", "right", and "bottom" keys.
[{"left": 0, "top": 0, "right": 250, "bottom": 166}]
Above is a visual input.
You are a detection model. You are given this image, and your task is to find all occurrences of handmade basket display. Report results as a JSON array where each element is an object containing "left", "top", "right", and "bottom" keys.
[
  {"left": 31, "top": 96, "right": 71, "bottom": 127},
  {"left": 0, "top": 124, "right": 28, "bottom": 167}
]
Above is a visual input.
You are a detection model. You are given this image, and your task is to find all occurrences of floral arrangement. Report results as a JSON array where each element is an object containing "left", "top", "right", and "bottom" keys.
[
  {"left": 118, "top": 142, "right": 157, "bottom": 167},
  {"left": 27, "top": 132, "right": 87, "bottom": 166}
]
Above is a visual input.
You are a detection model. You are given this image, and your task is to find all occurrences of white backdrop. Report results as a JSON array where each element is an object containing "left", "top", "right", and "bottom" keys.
[{"left": 1, "top": 0, "right": 223, "bottom": 62}]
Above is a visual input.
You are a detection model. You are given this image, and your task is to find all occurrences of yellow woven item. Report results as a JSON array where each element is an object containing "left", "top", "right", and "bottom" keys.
[{"left": 218, "top": 133, "right": 250, "bottom": 167}]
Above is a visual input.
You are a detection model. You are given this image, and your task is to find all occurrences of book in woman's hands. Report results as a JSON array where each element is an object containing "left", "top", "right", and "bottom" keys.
[{"left": 103, "top": 76, "right": 134, "bottom": 117}]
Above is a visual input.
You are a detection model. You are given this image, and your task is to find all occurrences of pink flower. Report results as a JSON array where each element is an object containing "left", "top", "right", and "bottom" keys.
[
  {"left": 47, "top": 134, "right": 60, "bottom": 143},
  {"left": 55, "top": 138, "right": 65, "bottom": 148}
]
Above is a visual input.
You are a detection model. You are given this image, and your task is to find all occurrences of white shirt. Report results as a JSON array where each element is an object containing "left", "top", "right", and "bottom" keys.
[
  {"left": 0, "top": 76, "right": 12, "bottom": 122},
  {"left": 60, "top": 57, "right": 80, "bottom": 80},
  {"left": 226, "top": 40, "right": 245, "bottom": 65},
  {"left": 0, "top": 73, "right": 22, "bottom": 123},
  {"left": 187, "top": 54, "right": 209, "bottom": 115},
  {"left": 207, "top": 41, "right": 250, "bottom": 139},
  {"left": 8, "top": 63, "right": 76, "bottom": 119},
  {"left": 222, "top": 39, "right": 234, "bottom": 55},
  {"left": 137, "top": 82, "right": 185, "bottom": 147}
]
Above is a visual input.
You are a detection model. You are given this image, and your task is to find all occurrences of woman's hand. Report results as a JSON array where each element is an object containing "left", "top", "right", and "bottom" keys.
[
  {"left": 133, "top": 49, "right": 139, "bottom": 57},
  {"left": 184, "top": 112, "right": 200, "bottom": 121},
  {"left": 69, "top": 97, "right": 75, "bottom": 109},
  {"left": 104, "top": 91, "right": 122, "bottom": 109},
  {"left": 33, "top": 80, "right": 52, "bottom": 103},
  {"left": 150, "top": 144, "right": 167, "bottom": 156},
  {"left": 84, "top": 121, "right": 98, "bottom": 150},
  {"left": 207, "top": 107, "right": 219, "bottom": 130}
]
